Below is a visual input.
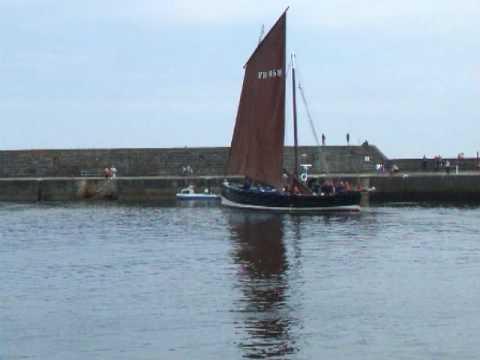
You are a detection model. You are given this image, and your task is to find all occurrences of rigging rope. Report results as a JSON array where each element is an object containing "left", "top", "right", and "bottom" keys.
[
  {"left": 290, "top": 55, "right": 321, "bottom": 146},
  {"left": 298, "top": 82, "right": 321, "bottom": 146},
  {"left": 293, "top": 55, "right": 329, "bottom": 173},
  {"left": 257, "top": 24, "right": 265, "bottom": 44}
]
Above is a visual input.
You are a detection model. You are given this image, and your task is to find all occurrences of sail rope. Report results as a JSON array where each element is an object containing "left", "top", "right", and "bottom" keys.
[
  {"left": 290, "top": 55, "right": 330, "bottom": 174},
  {"left": 285, "top": 57, "right": 321, "bottom": 146},
  {"left": 257, "top": 24, "right": 265, "bottom": 44},
  {"left": 293, "top": 56, "right": 321, "bottom": 146},
  {"left": 298, "top": 83, "right": 321, "bottom": 146}
]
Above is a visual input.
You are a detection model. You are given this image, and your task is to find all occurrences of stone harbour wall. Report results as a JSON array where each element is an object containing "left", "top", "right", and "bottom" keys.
[
  {"left": 387, "top": 158, "right": 480, "bottom": 173},
  {"left": 2, "top": 173, "right": 480, "bottom": 203},
  {"left": 369, "top": 173, "right": 480, "bottom": 202},
  {"left": 0, "top": 145, "right": 387, "bottom": 178},
  {"left": 0, "top": 176, "right": 228, "bottom": 202}
]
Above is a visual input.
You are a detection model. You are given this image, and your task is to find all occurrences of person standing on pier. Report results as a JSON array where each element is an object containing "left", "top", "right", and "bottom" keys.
[
  {"left": 321, "top": 133, "right": 326, "bottom": 146},
  {"left": 346, "top": 133, "right": 350, "bottom": 145}
]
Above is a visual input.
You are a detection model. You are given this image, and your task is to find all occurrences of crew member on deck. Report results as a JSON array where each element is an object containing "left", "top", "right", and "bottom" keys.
[{"left": 243, "top": 177, "right": 252, "bottom": 190}]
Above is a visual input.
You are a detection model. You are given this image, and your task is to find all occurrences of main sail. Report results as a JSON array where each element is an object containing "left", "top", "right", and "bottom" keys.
[{"left": 227, "top": 12, "right": 286, "bottom": 189}]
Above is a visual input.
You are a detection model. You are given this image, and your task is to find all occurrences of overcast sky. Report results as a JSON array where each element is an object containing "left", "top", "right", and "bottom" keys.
[{"left": 0, "top": 0, "right": 479, "bottom": 158}]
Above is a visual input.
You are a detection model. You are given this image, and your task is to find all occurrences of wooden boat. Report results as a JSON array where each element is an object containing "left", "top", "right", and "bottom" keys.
[{"left": 221, "top": 9, "right": 361, "bottom": 212}]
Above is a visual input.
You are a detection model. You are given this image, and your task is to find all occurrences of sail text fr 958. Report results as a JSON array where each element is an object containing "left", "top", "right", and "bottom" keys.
[{"left": 257, "top": 69, "right": 283, "bottom": 80}]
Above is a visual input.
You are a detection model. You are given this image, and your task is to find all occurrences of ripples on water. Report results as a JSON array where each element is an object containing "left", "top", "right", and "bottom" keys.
[{"left": 1, "top": 201, "right": 480, "bottom": 359}]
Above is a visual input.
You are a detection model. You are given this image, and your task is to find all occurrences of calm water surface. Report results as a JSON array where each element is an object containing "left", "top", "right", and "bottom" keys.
[{"left": 1, "top": 201, "right": 480, "bottom": 359}]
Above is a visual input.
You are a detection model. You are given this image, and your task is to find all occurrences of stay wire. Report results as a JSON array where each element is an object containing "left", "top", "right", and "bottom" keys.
[{"left": 293, "top": 56, "right": 321, "bottom": 146}]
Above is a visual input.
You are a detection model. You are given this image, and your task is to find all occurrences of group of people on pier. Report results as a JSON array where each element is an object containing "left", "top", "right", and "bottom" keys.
[{"left": 103, "top": 166, "right": 117, "bottom": 179}]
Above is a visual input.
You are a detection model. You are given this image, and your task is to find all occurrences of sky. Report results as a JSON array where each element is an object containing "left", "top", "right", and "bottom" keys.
[{"left": 0, "top": 0, "right": 479, "bottom": 158}]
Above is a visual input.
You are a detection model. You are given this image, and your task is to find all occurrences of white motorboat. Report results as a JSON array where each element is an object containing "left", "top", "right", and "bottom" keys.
[{"left": 176, "top": 185, "right": 220, "bottom": 200}]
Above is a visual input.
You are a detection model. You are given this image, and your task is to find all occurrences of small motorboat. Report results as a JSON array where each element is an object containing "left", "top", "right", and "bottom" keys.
[{"left": 176, "top": 185, "right": 220, "bottom": 200}]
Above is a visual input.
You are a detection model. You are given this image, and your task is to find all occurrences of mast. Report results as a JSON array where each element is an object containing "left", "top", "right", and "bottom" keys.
[{"left": 291, "top": 53, "right": 299, "bottom": 177}]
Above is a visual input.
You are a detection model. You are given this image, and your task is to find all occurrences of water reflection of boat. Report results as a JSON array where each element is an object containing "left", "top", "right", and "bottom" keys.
[
  {"left": 228, "top": 212, "right": 298, "bottom": 358},
  {"left": 176, "top": 185, "right": 220, "bottom": 201}
]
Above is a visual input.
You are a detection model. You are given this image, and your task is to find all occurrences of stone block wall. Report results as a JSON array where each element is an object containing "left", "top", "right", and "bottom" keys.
[
  {"left": 287, "top": 145, "right": 386, "bottom": 174},
  {"left": 370, "top": 174, "right": 480, "bottom": 202},
  {"left": 0, "top": 148, "right": 229, "bottom": 178},
  {"left": 388, "top": 158, "right": 480, "bottom": 173},
  {"left": 0, "top": 145, "right": 387, "bottom": 178}
]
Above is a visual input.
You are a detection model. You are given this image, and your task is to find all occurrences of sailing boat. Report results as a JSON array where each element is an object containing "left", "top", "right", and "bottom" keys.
[{"left": 221, "top": 9, "right": 361, "bottom": 211}]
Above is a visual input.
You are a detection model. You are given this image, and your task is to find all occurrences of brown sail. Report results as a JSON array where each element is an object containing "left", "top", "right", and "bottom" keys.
[{"left": 227, "top": 11, "right": 286, "bottom": 189}]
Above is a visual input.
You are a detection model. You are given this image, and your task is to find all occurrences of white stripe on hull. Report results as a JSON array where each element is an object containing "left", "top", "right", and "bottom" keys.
[
  {"left": 221, "top": 196, "right": 360, "bottom": 212},
  {"left": 176, "top": 194, "right": 220, "bottom": 200}
]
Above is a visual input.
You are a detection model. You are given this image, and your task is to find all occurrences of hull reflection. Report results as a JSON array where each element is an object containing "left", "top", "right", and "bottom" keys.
[{"left": 228, "top": 212, "right": 299, "bottom": 359}]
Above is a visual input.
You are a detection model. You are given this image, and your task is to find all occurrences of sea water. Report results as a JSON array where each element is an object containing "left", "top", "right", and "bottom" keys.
[{"left": 1, "top": 201, "right": 480, "bottom": 359}]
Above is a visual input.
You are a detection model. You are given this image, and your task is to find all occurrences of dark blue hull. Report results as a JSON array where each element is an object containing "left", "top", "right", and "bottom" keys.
[{"left": 221, "top": 183, "right": 361, "bottom": 211}]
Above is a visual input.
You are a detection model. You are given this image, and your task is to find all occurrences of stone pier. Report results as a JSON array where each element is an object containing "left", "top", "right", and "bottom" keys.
[{"left": 1, "top": 145, "right": 480, "bottom": 203}]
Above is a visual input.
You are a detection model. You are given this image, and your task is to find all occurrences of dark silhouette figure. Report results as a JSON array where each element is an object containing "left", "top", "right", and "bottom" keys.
[{"left": 422, "top": 155, "right": 427, "bottom": 171}]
